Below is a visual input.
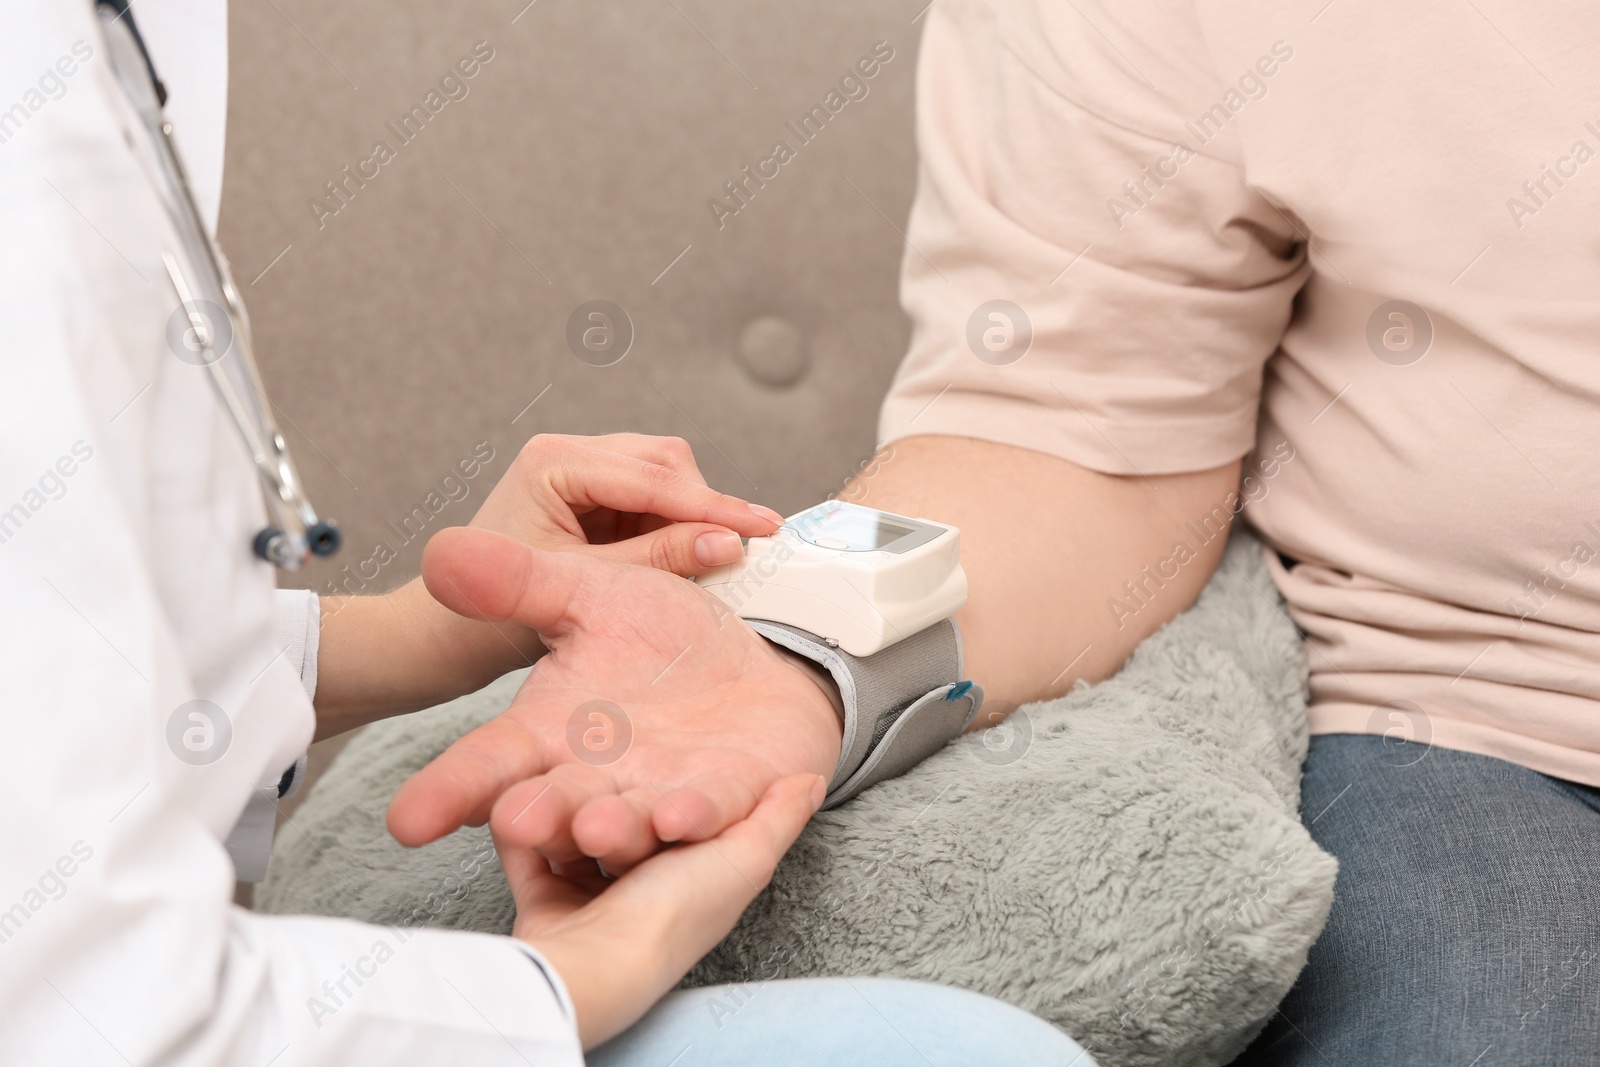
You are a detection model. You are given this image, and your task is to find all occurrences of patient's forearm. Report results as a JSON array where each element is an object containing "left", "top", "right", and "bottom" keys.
[{"left": 841, "top": 436, "right": 1241, "bottom": 725}]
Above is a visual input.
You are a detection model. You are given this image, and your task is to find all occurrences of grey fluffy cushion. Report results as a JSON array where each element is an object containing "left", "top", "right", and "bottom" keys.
[{"left": 257, "top": 531, "right": 1337, "bottom": 1067}]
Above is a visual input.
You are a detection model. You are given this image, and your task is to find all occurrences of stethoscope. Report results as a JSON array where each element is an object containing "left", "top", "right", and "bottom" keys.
[{"left": 96, "top": 0, "right": 340, "bottom": 570}]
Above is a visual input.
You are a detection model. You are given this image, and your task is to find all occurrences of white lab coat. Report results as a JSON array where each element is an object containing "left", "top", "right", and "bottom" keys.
[{"left": 0, "top": 4, "right": 582, "bottom": 1064}]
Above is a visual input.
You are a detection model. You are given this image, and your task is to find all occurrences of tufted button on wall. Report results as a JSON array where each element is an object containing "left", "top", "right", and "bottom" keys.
[{"left": 736, "top": 315, "right": 809, "bottom": 387}]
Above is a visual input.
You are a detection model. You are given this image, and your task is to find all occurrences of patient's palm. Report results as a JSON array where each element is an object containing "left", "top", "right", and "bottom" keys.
[{"left": 386, "top": 527, "right": 839, "bottom": 864}]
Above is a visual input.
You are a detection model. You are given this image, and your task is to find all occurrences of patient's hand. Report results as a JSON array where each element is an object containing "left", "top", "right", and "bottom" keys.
[{"left": 386, "top": 527, "right": 842, "bottom": 873}]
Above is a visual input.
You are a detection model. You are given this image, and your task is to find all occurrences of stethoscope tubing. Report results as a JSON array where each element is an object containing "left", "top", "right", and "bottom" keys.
[{"left": 95, "top": 0, "right": 339, "bottom": 569}]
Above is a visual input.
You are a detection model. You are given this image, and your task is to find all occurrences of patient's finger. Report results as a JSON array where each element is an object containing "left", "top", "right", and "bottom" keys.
[
  {"left": 649, "top": 775, "right": 762, "bottom": 844},
  {"left": 571, "top": 785, "right": 669, "bottom": 875},
  {"left": 387, "top": 714, "right": 546, "bottom": 847},
  {"left": 492, "top": 826, "right": 606, "bottom": 928},
  {"left": 491, "top": 763, "right": 619, "bottom": 862},
  {"left": 566, "top": 775, "right": 824, "bottom": 947},
  {"left": 423, "top": 527, "right": 587, "bottom": 636}
]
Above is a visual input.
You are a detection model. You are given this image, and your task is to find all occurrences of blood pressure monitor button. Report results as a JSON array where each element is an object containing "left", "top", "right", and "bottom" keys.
[{"left": 812, "top": 536, "right": 852, "bottom": 551}]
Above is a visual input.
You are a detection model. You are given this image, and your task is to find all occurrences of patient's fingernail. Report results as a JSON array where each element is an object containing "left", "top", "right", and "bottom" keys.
[
  {"left": 810, "top": 775, "right": 828, "bottom": 811},
  {"left": 694, "top": 530, "right": 743, "bottom": 567},
  {"left": 748, "top": 504, "right": 785, "bottom": 526}
]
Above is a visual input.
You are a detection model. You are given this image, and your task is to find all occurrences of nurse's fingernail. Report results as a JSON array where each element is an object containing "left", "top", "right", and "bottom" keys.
[
  {"left": 748, "top": 504, "right": 785, "bottom": 526},
  {"left": 810, "top": 775, "right": 828, "bottom": 811},
  {"left": 694, "top": 530, "right": 744, "bottom": 567}
]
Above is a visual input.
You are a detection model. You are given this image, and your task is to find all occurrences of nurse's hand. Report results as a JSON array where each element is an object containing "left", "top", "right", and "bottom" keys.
[
  {"left": 509, "top": 772, "right": 825, "bottom": 1048},
  {"left": 467, "top": 433, "right": 783, "bottom": 572},
  {"left": 385, "top": 526, "right": 843, "bottom": 871},
  {"left": 313, "top": 434, "right": 784, "bottom": 736}
]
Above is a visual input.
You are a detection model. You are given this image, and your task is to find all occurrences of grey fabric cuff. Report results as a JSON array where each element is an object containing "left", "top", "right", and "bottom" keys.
[{"left": 749, "top": 619, "right": 982, "bottom": 809}]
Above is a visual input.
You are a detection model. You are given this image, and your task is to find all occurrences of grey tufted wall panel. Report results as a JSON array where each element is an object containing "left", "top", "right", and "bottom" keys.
[{"left": 218, "top": 0, "right": 927, "bottom": 596}]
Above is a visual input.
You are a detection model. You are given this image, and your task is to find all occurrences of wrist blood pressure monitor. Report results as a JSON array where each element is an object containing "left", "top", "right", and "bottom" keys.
[
  {"left": 696, "top": 501, "right": 983, "bottom": 808},
  {"left": 696, "top": 500, "right": 967, "bottom": 656}
]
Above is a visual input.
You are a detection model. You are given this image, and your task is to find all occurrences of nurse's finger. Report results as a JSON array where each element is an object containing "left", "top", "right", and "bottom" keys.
[
  {"left": 511, "top": 774, "right": 825, "bottom": 1048},
  {"left": 492, "top": 827, "right": 606, "bottom": 929},
  {"left": 583, "top": 434, "right": 711, "bottom": 484},
  {"left": 584, "top": 521, "right": 749, "bottom": 576},
  {"left": 386, "top": 713, "right": 547, "bottom": 846},
  {"left": 582, "top": 773, "right": 823, "bottom": 934},
  {"left": 543, "top": 446, "right": 782, "bottom": 535}
]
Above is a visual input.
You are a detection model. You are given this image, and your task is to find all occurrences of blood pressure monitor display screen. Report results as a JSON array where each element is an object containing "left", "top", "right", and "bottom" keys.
[
  {"left": 700, "top": 499, "right": 964, "bottom": 655},
  {"left": 788, "top": 502, "right": 940, "bottom": 553}
]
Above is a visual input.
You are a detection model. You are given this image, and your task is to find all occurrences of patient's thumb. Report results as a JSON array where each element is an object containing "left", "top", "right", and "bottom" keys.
[
  {"left": 422, "top": 526, "right": 586, "bottom": 633},
  {"left": 592, "top": 523, "right": 745, "bottom": 576}
]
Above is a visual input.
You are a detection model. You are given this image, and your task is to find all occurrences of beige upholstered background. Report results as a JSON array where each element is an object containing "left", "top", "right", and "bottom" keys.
[
  {"left": 219, "top": 0, "right": 927, "bottom": 601},
  {"left": 217, "top": 1, "right": 930, "bottom": 893}
]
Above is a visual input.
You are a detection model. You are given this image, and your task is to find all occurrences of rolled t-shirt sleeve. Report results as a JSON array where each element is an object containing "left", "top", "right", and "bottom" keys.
[{"left": 880, "top": 0, "right": 1310, "bottom": 474}]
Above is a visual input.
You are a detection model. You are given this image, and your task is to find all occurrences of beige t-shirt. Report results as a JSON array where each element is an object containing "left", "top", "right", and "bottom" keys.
[{"left": 880, "top": 0, "right": 1600, "bottom": 784}]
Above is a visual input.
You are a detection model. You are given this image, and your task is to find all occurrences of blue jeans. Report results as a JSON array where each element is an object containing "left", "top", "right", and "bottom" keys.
[
  {"left": 591, "top": 977, "right": 1095, "bottom": 1067},
  {"left": 1234, "top": 734, "right": 1600, "bottom": 1066}
]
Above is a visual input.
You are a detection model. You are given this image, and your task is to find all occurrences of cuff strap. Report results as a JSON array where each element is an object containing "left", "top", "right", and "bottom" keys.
[{"left": 749, "top": 619, "right": 982, "bottom": 809}]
